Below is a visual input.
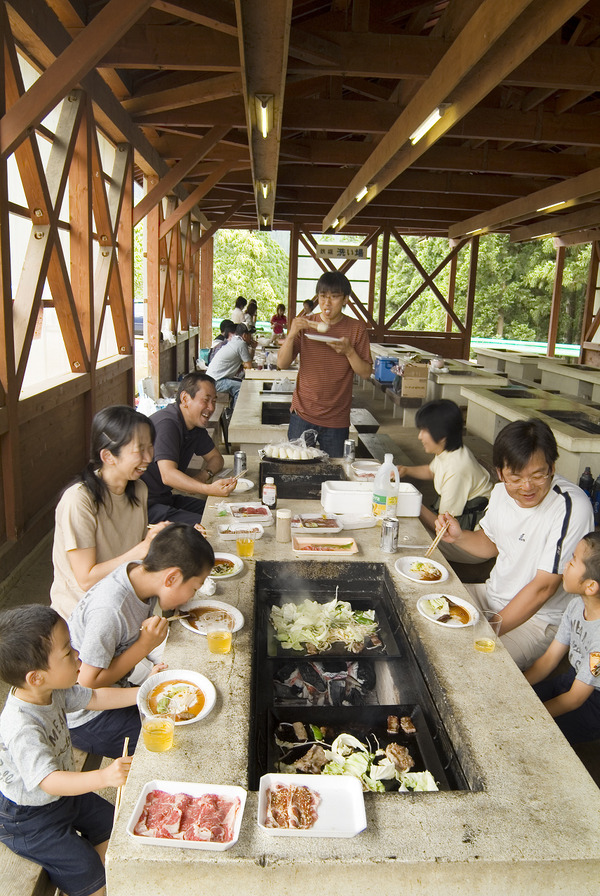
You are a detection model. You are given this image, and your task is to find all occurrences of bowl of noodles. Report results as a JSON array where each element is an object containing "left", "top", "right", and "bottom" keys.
[{"left": 137, "top": 669, "right": 216, "bottom": 725}]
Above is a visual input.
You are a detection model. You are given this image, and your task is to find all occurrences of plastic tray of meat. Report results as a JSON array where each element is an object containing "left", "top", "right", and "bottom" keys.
[
  {"left": 127, "top": 780, "right": 247, "bottom": 850},
  {"left": 257, "top": 773, "right": 366, "bottom": 837}
]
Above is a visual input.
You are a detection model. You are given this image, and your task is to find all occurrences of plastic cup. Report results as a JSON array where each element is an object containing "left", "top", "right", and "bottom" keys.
[
  {"left": 205, "top": 611, "right": 235, "bottom": 654},
  {"left": 236, "top": 535, "right": 255, "bottom": 558},
  {"left": 142, "top": 714, "right": 174, "bottom": 751},
  {"left": 474, "top": 610, "right": 502, "bottom": 653}
]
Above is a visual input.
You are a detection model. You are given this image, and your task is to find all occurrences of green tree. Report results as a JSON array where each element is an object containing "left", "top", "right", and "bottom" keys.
[{"left": 213, "top": 230, "right": 288, "bottom": 323}]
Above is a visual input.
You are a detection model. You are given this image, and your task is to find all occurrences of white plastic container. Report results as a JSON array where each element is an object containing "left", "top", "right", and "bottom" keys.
[
  {"left": 396, "top": 483, "right": 423, "bottom": 517},
  {"left": 320, "top": 481, "right": 373, "bottom": 515},
  {"left": 372, "top": 453, "right": 399, "bottom": 519}
]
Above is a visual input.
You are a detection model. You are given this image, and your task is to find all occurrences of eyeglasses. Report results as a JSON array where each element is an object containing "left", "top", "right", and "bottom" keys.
[
  {"left": 317, "top": 292, "right": 344, "bottom": 301},
  {"left": 503, "top": 471, "right": 551, "bottom": 488}
]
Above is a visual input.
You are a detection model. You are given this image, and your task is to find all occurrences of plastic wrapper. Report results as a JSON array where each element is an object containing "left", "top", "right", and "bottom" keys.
[{"left": 259, "top": 431, "right": 328, "bottom": 462}]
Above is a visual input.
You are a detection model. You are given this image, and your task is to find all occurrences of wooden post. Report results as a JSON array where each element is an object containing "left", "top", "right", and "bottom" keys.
[
  {"left": 580, "top": 241, "right": 600, "bottom": 362},
  {"left": 464, "top": 236, "right": 479, "bottom": 360},
  {"left": 378, "top": 227, "right": 390, "bottom": 339},
  {"left": 200, "top": 236, "right": 213, "bottom": 347},
  {"left": 548, "top": 245, "right": 566, "bottom": 358},
  {"left": 145, "top": 176, "right": 161, "bottom": 397},
  {"left": 367, "top": 230, "right": 378, "bottom": 326},
  {"left": 116, "top": 145, "right": 134, "bottom": 404},
  {"left": 288, "top": 223, "right": 299, "bottom": 320},
  {"left": 445, "top": 248, "right": 458, "bottom": 332}
]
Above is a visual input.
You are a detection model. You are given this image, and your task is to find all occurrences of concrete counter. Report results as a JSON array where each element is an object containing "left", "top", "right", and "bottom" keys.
[{"left": 106, "top": 473, "right": 600, "bottom": 895}]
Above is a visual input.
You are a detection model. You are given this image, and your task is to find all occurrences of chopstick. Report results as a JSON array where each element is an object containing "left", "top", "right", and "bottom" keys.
[
  {"left": 232, "top": 469, "right": 247, "bottom": 482},
  {"left": 425, "top": 521, "right": 450, "bottom": 558},
  {"left": 166, "top": 613, "right": 190, "bottom": 623},
  {"left": 114, "top": 736, "right": 129, "bottom": 818}
]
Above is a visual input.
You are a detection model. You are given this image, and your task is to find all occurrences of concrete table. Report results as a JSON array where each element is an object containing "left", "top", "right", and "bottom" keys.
[
  {"left": 106, "top": 466, "right": 600, "bottom": 896},
  {"left": 426, "top": 363, "right": 506, "bottom": 406},
  {"left": 538, "top": 358, "right": 600, "bottom": 402}
]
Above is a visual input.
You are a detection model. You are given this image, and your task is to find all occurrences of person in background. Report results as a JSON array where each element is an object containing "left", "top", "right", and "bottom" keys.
[
  {"left": 298, "top": 298, "right": 316, "bottom": 317},
  {"left": 66, "top": 524, "right": 214, "bottom": 758},
  {"left": 230, "top": 296, "right": 247, "bottom": 324},
  {"left": 207, "top": 320, "right": 236, "bottom": 365},
  {"left": 271, "top": 303, "right": 287, "bottom": 337},
  {"left": 0, "top": 605, "right": 135, "bottom": 896},
  {"left": 436, "top": 419, "right": 594, "bottom": 669},
  {"left": 244, "top": 300, "right": 258, "bottom": 328},
  {"left": 524, "top": 531, "right": 600, "bottom": 744},
  {"left": 205, "top": 323, "right": 254, "bottom": 405},
  {"left": 397, "top": 399, "right": 492, "bottom": 531},
  {"left": 141, "top": 372, "right": 236, "bottom": 525},
  {"left": 51, "top": 406, "right": 169, "bottom": 620},
  {"left": 277, "top": 271, "right": 372, "bottom": 457}
]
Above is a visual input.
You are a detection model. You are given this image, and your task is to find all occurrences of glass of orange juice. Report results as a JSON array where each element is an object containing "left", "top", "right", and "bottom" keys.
[
  {"left": 236, "top": 534, "right": 255, "bottom": 559},
  {"left": 205, "top": 611, "right": 234, "bottom": 654},
  {"left": 474, "top": 610, "right": 502, "bottom": 653},
  {"left": 142, "top": 713, "right": 175, "bottom": 751}
]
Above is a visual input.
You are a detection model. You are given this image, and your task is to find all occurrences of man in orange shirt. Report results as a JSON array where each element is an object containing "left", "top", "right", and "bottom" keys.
[{"left": 277, "top": 271, "right": 372, "bottom": 456}]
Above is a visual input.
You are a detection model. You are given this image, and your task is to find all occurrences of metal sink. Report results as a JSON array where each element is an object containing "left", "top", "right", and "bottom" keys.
[
  {"left": 261, "top": 401, "right": 291, "bottom": 425},
  {"left": 492, "top": 388, "right": 537, "bottom": 399},
  {"left": 544, "top": 409, "right": 600, "bottom": 435}
]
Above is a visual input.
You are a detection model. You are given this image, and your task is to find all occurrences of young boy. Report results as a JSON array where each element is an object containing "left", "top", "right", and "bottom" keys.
[
  {"left": 67, "top": 523, "right": 214, "bottom": 758},
  {"left": 0, "top": 604, "right": 134, "bottom": 896},
  {"left": 524, "top": 530, "right": 600, "bottom": 743}
]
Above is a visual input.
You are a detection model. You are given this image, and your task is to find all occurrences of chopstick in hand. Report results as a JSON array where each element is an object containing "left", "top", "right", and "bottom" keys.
[
  {"left": 114, "top": 736, "right": 129, "bottom": 818},
  {"left": 166, "top": 613, "right": 190, "bottom": 623},
  {"left": 231, "top": 469, "right": 247, "bottom": 482},
  {"left": 425, "top": 521, "right": 450, "bottom": 558}
]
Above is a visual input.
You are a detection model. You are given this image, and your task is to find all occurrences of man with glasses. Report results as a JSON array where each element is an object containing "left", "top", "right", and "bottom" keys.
[
  {"left": 436, "top": 419, "right": 593, "bottom": 669},
  {"left": 277, "top": 271, "right": 372, "bottom": 456}
]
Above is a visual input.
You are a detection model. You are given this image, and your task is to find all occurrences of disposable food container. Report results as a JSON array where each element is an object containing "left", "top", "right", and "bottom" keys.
[
  {"left": 320, "top": 481, "right": 373, "bottom": 514},
  {"left": 257, "top": 773, "right": 366, "bottom": 838},
  {"left": 397, "top": 483, "right": 423, "bottom": 517}
]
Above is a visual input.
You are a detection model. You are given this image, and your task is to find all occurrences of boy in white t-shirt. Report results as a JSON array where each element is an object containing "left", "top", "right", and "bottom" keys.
[{"left": 525, "top": 531, "right": 600, "bottom": 743}]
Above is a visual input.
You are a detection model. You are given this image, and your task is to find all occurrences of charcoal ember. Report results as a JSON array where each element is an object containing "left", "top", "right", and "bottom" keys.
[
  {"left": 298, "top": 662, "right": 327, "bottom": 692},
  {"left": 346, "top": 688, "right": 366, "bottom": 706},
  {"left": 356, "top": 661, "right": 376, "bottom": 691},
  {"left": 276, "top": 663, "right": 299, "bottom": 683},
  {"left": 329, "top": 678, "right": 346, "bottom": 706}
]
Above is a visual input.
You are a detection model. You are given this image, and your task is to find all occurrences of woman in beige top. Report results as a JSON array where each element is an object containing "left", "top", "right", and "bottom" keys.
[{"left": 50, "top": 406, "right": 168, "bottom": 618}]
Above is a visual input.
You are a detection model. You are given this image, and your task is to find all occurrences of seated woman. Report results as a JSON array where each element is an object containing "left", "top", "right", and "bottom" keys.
[
  {"left": 397, "top": 399, "right": 493, "bottom": 532},
  {"left": 50, "top": 405, "right": 168, "bottom": 619}
]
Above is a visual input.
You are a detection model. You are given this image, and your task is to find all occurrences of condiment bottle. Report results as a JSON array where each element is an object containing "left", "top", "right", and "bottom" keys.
[
  {"left": 276, "top": 508, "right": 291, "bottom": 543},
  {"left": 262, "top": 476, "right": 277, "bottom": 509}
]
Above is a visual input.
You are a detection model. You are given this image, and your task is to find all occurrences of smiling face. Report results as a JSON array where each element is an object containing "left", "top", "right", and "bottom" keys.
[
  {"left": 104, "top": 423, "right": 154, "bottom": 482},
  {"left": 418, "top": 428, "right": 445, "bottom": 455},
  {"left": 317, "top": 289, "right": 346, "bottom": 325},
  {"left": 179, "top": 382, "right": 217, "bottom": 430},
  {"left": 498, "top": 449, "right": 554, "bottom": 509},
  {"left": 44, "top": 620, "right": 81, "bottom": 691}
]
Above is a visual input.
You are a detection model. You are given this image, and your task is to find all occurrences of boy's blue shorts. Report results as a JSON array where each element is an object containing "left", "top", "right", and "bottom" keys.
[
  {"left": 0, "top": 791, "right": 113, "bottom": 896},
  {"left": 70, "top": 705, "right": 140, "bottom": 758}
]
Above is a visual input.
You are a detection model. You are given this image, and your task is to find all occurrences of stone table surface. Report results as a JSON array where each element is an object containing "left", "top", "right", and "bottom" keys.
[{"left": 106, "top": 466, "right": 600, "bottom": 896}]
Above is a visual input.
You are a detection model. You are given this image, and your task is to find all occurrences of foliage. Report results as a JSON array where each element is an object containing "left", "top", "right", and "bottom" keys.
[{"left": 212, "top": 230, "right": 288, "bottom": 321}]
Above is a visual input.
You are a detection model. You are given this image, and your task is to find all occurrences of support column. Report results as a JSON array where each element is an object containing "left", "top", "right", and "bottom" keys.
[
  {"left": 200, "top": 236, "right": 213, "bottom": 347},
  {"left": 378, "top": 227, "right": 390, "bottom": 339},
  {"left": 464, "top": 236, "right": 479, "bottom": 360},
  {"left": 288, "top": 223, "right": 300, "bottom": 320},
  {"left": 145, "top": 176, "right": 161, "bottom": 397},
  {"left": 548, "top": 245, "right": 566, "bottom": 358}
]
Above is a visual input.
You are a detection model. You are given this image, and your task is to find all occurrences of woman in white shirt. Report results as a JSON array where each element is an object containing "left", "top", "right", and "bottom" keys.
[
  {"left": 230, "top": 296, "right": 247, "bottom": 324},
  {"left": 397, "top": 399, "right": 493, "bottom": 531}
]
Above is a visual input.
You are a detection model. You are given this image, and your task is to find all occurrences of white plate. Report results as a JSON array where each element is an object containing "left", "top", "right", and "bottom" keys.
[
  {"left": 337, "top": 513, "right": 377, "bottom": 530},
  {"left": 211, "top": 553, "right": 244, "bottom": 578},
  {"left": 257, "top": 773, "right": 366, "bottom": 838},
  {"left": 178, "top": 599, "right": 244, "bottom": 636},
  {"left": 292, "top": 536, "right": 358, "bottom": 555},
  {"left": 291, "top": 513, "right": 342, "bottom": 534},
  {"left": 217, "top": 522, "right": 264, "bottom": 541},
  {"left": 137, "top": 669, "right": 216, "bottom": 725},
  {"left": 417, "top": 593, "right": 479, "bottom": 628},
  {"left": 394, "top": 555, "right": 449, "bottom": 584},
  {"left": 127, "top": 780, "right": 246, "bottom": 851},
  {"left": 305, "top": 333, "right": 344, "bottom": 343},
  {"left": 228, "top": 502, "right": 274, "bottom": 526},
  {"left": 233, "top": 478, "right": 254, "bottom": 494},
  {"left": 351, "top": 460, "right": 381, "bottom": 481}
]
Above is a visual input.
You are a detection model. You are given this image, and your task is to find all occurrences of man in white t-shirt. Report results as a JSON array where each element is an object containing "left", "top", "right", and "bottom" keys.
[{"left": 436, "top": 419, "right": 594, "bottom": 669}]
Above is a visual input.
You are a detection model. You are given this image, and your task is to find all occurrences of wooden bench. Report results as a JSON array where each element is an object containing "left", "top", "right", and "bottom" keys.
[
  {"left": 463, "top": 433, "right": 498, "bottom": 482},
  {"left": 369, "top": 375, "right": 390, "bottom": 399},
  {"left": 349, "top": 408, "right": 380, "bottom": 433},
  {"left": 383, "top": 388, "right": 423, "bottom": 424},
  {"left": 356, "top": 432, "right": 413, "bottom": 467}
]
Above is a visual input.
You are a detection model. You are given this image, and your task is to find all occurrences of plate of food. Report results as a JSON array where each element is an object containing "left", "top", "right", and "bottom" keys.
[
  {"left": 210, "top": 553, "right": 243, "bottom": 578},
  {"left": 228, "top": 503, "right": 274, "bottom": 525},
  {"left": 292, "top": 536, "right": 358, "bottom": 555},
  {"left": 217, "top": 522, "right": 264, "bottom": 541},
  {"left": 127, "top": 779, "right": 246, "bottom": 850},
  {"left": 257, "top": 773, "right": 365, "bottom": 838},
  {"left": 179, "top": 599, "right": 244, "bottom": 635},
  {"left": 394, "top": 556, "right": 448, "bottom": 584},
  {"left": 137, "top": 669, "right": 216, "bottom": 725},
  {"left": 291, "top": 513, "right": 342, "bottom": 534},
  {"left": 232, "top": 478, "right": 254, "bottom": 494},
  {"left": 417, "top": 593, "right": 478, "bottom": 627},
  {"left": 351, "top": 460, "right": 381, "bottom": 481},
  {"left": 262, "top": 445, "right": 323, "bottom": 462},
  {"left": 304, "top": 334, "right": 344, "bottom": 344}
]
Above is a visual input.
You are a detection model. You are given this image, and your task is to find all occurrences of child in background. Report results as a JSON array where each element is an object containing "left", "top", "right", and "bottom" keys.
[
  {"left": 271, "top": 304, "right": 287, "bottom": 336},
  {"left": 0, "top": 605, "right": 135, "bottom": 896},
  {"left": 524, "top": 531, "right": 600, "bottom": 743},
  {"left": 67, "top": 523, "right": 214, "bottom": 758}
]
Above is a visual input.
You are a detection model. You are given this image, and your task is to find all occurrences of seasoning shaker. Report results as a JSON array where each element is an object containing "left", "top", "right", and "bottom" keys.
[
  {"left": 276, "top": 508, "right": 292, "bottom": 543},
  {"left": 380, "top": 517, "right": 399, "bottom": 553}
]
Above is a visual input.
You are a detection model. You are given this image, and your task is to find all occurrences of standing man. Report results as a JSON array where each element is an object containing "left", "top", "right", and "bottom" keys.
[
  {"left": 205, "top": 323, "right": 254, "bottom": 405},
  {"left": 436, "top": 419, "right": 594, "bottom": 669},
  {"left": 277, "top": 271, "right": 372, "bottom": 457},
  {"left": 142, "top": 372, "right": 236, "bottom": 525}
]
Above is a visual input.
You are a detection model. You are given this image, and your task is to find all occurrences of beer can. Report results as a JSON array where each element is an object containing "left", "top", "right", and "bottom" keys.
[
  {"left": 343, "top": 439, "right": 356, "bottom": 463},
  {"left": 233, "top": 451, "right": 246, "bottom": 477},
  {"left": 380, "top": 517, "right": 399, "bottom": 553}
]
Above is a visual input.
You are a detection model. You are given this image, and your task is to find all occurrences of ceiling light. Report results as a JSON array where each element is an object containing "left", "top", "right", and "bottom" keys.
[
  {"left": 261, "top": 214, "right": 270, "bottom": 228},
  {"left": 254, "top": 95, "right": 273, "bottom": 139},
  {"left": 355, "top": 185, "right": 369, "bottom": 202},
  {"left": 536, "top": 200, "right": 567, "bottom": 213},
  {"left": 410, "top": 104, "right": 451, "bottom": 145},
  {"left": 332, "top": 218, "right": 339, "bottom": 229},
  {"left": 260, "top": 180, "right": 270, "bottom": 199}
]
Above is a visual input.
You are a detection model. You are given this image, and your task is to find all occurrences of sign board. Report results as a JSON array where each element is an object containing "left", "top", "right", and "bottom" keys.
[{"left": 315, "top": 244, "right": 369, "bottom": 260}]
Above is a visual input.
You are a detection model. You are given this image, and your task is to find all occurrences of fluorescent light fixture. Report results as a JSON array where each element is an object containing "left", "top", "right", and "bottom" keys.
[
  {"left": 260, "top": 180, "right": 270, "bottom": 199},
  {"left": 332, "top": 217, "right": 339, "bottom": 229},
  {"left": 355, "top": 185, "right": 369, "bottom": 202},
  {"left": 465, "top": 228, "right": 482, "bottom": 237},
  {"left": 261, "top": 214, "right": 270, "bottom": 227},
  {"left": 255, "top": 94, "right": 273, "bottom": 138},
  {"left": 410, "top": 104, "right": 450, "bottom": 145},
  {"left": 536, "top": 200, "right": 567, "bottom": 213}
]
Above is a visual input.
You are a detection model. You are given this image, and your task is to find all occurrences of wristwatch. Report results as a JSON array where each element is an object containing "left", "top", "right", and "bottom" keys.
[{"left": 204, "top": 469, "right": 214, "bottom": 482}]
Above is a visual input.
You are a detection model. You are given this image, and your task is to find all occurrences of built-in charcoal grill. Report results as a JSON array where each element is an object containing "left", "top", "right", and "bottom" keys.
[{"left": 249, "top": 561, "right": 469, "bottom": 792}]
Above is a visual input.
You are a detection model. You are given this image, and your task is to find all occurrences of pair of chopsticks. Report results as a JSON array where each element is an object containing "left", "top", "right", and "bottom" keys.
[
  {"left": 114, "top": 736, "right": 129, "bottom": 818},
  {"left": 425, "top": 521, "right": 450, "bottom": 558},
  {"left": 231, "top": 469, "right": 247, "bottom": 482}
]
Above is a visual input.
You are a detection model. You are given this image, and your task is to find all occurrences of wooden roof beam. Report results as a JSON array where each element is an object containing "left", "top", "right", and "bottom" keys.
[
  {"left": 510, "top": 203, "right": 600, "bottom": 241},
  {"left": 124, "top": 73, "right": 242, "bottom": 116},
  {"left": 1, "top": 0, "right": 154, "bottom": 158},
  {"left": 151, "top": 0, "right": 238, "bottom": 35},
  {"left": 234, "top": 0, "right": 292, "bottom": 229},
  {"left": 323, "top": 0, "right": 589, "bottom": 232}
]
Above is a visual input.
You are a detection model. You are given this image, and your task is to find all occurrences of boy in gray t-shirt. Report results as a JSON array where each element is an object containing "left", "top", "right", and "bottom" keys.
[
  {"left": 67, "top": 523, "right": 214, "bottom": 758},
  {"left": 0, "top": 605, "right": 136, "bottom": 896}
]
